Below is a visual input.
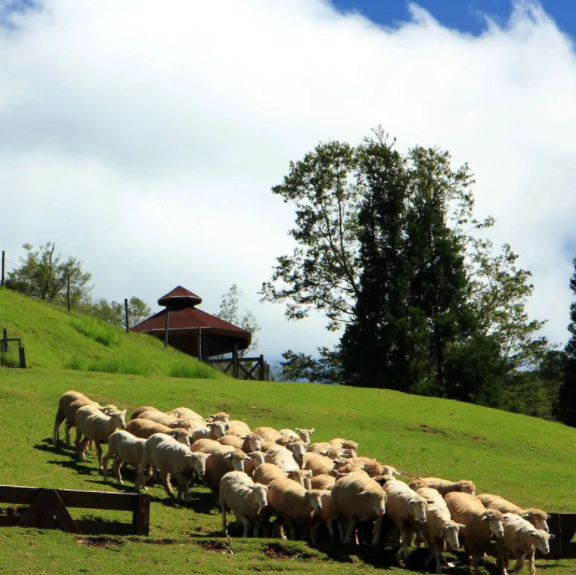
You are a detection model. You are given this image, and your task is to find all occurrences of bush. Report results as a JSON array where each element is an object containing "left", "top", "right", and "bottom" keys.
[
  {"left": 169, "top": 360, "right": 220, "bottom": 379},
  {"left": 67, "top": 356, "right": 152, "bottom": 376}
]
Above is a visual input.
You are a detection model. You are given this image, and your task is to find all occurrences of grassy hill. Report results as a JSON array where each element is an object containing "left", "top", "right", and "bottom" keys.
[
  {"left": 0, "top": 288, "right": 223, "bottom": 379},
  {"left": 0, "top": 287, "right": 574, "bottom": 574}
]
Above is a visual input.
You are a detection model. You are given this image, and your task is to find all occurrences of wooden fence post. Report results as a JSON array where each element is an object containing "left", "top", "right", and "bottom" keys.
[
  {"left": 1, "top": 251, "right": 5, "bottom": 287},
  {"left": 164, "top": 311, "right": 169, "bottom": 348},
  {"left": 67, "top": 274, "right": 71, "bottom": 311},
  {"left": 1, "top": 329, "right": 7, "bottom": 353},
  {"left": 232, "top": 343, "right": 239, "bottom": 379},
  {"left": 124, "top": 299, "right": 130, "bottom": 334},
  {"left": 197, "top": 328, "right": 202, "bottom": 360},
  {"left": 258, "top": 355, "right": 265, "bottom": 380},
  {"left": 19, "top": 346, "right": 26, "bottom": 369}
]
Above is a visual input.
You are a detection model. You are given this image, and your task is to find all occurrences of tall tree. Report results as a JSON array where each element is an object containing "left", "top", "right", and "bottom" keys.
[
  {"left": 558, "top": 258, "right": 576, "bottom": 426},
  {"left": 6, "top": 242, "right": 92, "bottom": 307},
  {"left": 217, "top": 284, "right": 260, "bottom": 357},
  {"left": 81, "top": 296, "right": 152, "bottom": 329}
]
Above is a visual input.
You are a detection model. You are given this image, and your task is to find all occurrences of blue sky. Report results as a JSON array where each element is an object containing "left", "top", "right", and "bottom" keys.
[{"left": 332, "top": 0, "right": 571, "bottom": 35}]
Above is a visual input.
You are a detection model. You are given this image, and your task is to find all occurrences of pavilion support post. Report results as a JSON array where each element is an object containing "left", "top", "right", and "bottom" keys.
[
  {"left": 258, "top": 355, "right": 265, "bottom": 381},
  {"left": 164, "top": 312, "right": 170, "bottom": 348},
  {"left": 197, "top": 328, "right": 202, "bottom": 360},
  {"left": 232, "top": 343, "right": 239, "bottom": 379}
]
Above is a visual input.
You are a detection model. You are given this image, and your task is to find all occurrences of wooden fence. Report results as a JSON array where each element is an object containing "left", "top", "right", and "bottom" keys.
[
  {"left": 207, "top": 354, "right": 270, "bottom": 381},
  {"left": 0, "top": 329, "right": 26, "bottom": 368},
  {"left": 0, "top": 485, "right": 150, "bottom": 536},
  {"left": 544, "top": 513, "right": 576, "bottom": 559}
]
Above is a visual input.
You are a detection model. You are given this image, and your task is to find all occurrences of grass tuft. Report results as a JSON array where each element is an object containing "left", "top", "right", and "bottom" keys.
[
  {"left": 169, "top": 360, "right": 220, "bottom": 379},
  {"left": 68, "top": 355, "right": 153, "bottom": 376},
  {"left": 71, "top": 317, "right": 121, "bottom": 347}
]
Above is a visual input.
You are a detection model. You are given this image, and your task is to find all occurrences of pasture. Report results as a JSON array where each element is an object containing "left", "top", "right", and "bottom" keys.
[{"left": 1, "top": 368, "right": 575, "bottom": 575}]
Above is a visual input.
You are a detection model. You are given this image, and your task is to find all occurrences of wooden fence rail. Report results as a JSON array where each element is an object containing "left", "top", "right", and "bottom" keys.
[
  {"left": 0, "top": 329, "right": 27, "bottom": 368},
  {"left": 207, "top": 354, "right": 270, "bottom": 381},
  {"left": 545, "top": 513, "right": 576, "bottom": 559},
  {"left": 0, "top": 485, "right": 150, "bottom": 536}
]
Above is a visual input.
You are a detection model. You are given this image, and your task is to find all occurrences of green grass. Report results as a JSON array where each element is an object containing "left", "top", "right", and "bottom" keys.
[
  {"left": 0, "top": 288, "right": 225, "bottom": 379},
  {"left": 0, "top": 286, "right": 575, "bottom": 574},
  {"left": 0, "top": 368, "right": 575, "bottom": 574}
]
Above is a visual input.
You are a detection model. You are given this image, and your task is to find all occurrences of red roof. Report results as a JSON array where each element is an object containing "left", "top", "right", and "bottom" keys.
[{"left": 158, "top": 285, "right": 202, "bottom": 307}]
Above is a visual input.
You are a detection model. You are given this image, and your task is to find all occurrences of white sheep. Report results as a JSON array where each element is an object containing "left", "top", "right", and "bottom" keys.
[
  {"left": 498, "top": 513, "right": 555, "bottom": 575},
  {"left": 478, "top": 493, "right": 550, "bottom": 532},
  {"left": 331, "top": 472, "right": 387, "bottom": 546},
  {"left": 219, "top": 433, "right": 262, "bottom": 453},
  {"left": 226, "top": 420, "right": 252, "bottom": 437},
  {"left": 189, "top": 420, "right": 227, "bottom": 443},
  {"left": 137, "top": 433, "right": 209, "bottom": 501},
  {"left": 445, "top": 492, "right": 504, "bottom": 575},
  {"left": 220, "top": 471, "right": 269, "bottom": 537},
  {"left": 265, "top": 445, "right": 300, "bottom": 473},
  {"left": 102, "top": 430, "right": 146, "bottom": 486},
  {"left": 75, "top": 406, "right": 127, "bottom": 468},
  {"left": 417, "top": 487, "right": 463, "bottom": 574},
  {"left": 125, "top": 419, "right": 191, "bottom": 446}
]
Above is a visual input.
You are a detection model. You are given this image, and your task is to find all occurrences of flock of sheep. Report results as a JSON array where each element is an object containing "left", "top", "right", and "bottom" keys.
[{"left": 52, "top": 390, "right": 554, "bottom": 575}]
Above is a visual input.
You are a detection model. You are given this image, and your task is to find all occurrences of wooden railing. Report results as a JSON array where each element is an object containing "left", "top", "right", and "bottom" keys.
[
  {"left": 0, "top": 329, "right": 26, "bottom": 368},
  {"left": 0, "top": 485, "right": 150, "bottom": 536},
  {"left": 206, "top": 354, "right": 270, "bottom": 381}
]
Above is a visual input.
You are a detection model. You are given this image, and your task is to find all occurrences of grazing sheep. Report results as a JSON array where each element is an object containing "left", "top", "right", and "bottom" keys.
[
  {"left": 329, "top": 438, "right": 359, "bottom": 454},
  {"left": 129, "top": 406, "right": 161, "bottom": 421},
  {"left": 219, "top": 433, "right": 262, "bottom": 453},
  {"left": 478, "top": 493, "right": 550, "bottom": 532},
  {"left": 189, "top": 420, "right": 227, "bottom": 443},
  {"left": 311, "top": 474, "right": 336, "bottom": 491},
  {"left": 445, "top": 492, "right": 504, "bottom": 575},
  {"left": 201, "top": 445, "right": 248, "bottom": 497},
  {"left": 383, "top": 479, "right": 428, "bottom": 565},
  {"left": 267, "top": 478, "right": 323, "bottom": 541},
  {"left": 279, "top": 429, "right": 300, "bottom": 440},
  {"left": 308, "top": 442, "right": 335, "bottom": 454},
  {"left": 303, "top": 452, "right": 339, "bottom": 476},
  {"left": 167, "top": 406, "right": 205, "bottom": 423},
  {"left": 265, "top": 445, "right": 301, "bottom": 473},
  {"left": 244, "top": 451, "right": 266, "bottom": 477},
  {"left": 125, "top": 419, "right": 191, "bottom": 446},
  {"left": 254, "top": 463, "right": 288, "bottom": 486},
  {"left": 295, "top": 427, "right": 315, "bottom": 445},
  {"left": 190, "top": 438, "right": 222, "bottom": 454},
  {"left": 227, "top": 420, "right": 252, "bottom": 437},
  {"left": 409, "top": 477, "right": 476, "bottom": 497},
  {"left": 102, "top": 430, "right": 146, "bottom": 486},
  {"left": 220, "top": 471, "right": 269, "bottom": 537},
  {"left": 137, "top": 433, "right": 209, "bottom": 500},
  {"left": 331, "top": 472, "right": 387, "bottom": 546},
  {"left": 497, "top": 513, "right": 555, "bottom": 575},
  {"left": 136, "top": 410, "right": 181, "bottom": 427},
  {"left": 287, "top": 469, "right": 313, "bottom": 489},
  {"left": 207, "top": 411, "right": 231, "bottom": 425},
  {"left": 253, "top": 426, "right": 283, "bottom": 443},
  {"left": 417, "top": 487, "right": 463, "bottom": 574},
  {"left": 75, "top": 406, "right": 127, "bottom": 467}
]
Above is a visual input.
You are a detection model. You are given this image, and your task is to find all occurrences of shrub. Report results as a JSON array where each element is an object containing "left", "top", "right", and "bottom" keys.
[{"left": 71, "top": 317, "right": 121, "bottom": 347}]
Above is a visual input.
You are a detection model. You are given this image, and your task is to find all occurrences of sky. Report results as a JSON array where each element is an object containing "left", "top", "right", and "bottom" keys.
[{"left": 1, "top": 0, "right": 576, "bottom": 363}]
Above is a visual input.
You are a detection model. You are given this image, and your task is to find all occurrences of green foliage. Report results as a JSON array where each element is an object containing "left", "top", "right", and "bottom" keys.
[
  {"left": 217, "top": 284, "right": 260, "bottom": 356},
  {"left": 66, "top": 355, "right": 153, "bottom": 376},
  {"left": 277, "top": 347, "right": 343, "bottom": 384},
  {"left": 6, "top": 242, "right": 92, "bottom": 307},
  {"left": 169, "top": 360, "right": 224, "bottom": 379},
  {"left": 71, "top": 316, "right": 121, "bottom": 347},
  {"left": 80, "top": 296, "right": 152, "bottom": 329}
]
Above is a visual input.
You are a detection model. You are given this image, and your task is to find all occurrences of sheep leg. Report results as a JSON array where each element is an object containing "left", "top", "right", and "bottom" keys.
[
  {"left": 514, "top": 553, "right": 525, "bottom": 575},
  {"left": 241, "top": 516, "right": 251, "bottom": 538},
  {"left": 337, "top": 520, "right": 346, "bottom": 544},
  {"left": 345, "top": 518, "right": 357, "bottom": 544},
  {"left": 102, "top": 448, "right": 113, "bottom": 479},
  {"left": 77, "top": 438, "right": 90, "bottom": 462},
  {"left": 472, "top": 555, "right": 481, "bottom": 575},
  {"left": 66, "top": 422, "right": 74, "bottom": 447},
  {"left": 95, "top": 441, "right": 104, "bottom": 470},
  {"left": 221, "top": 504, "right": 228, "bottom": 536},
  {"left": 370, "top": 516, "right": 383, "bottom": 547},
  {"left": 53, "top": 409, "right": 65, "bottom": 446},
  {"left": 161, "top": 471, "right": 175, "bottom": 499},
  {"left": 527, "top": 549, "right": 535, "bottom": 575},
  {"left": 74, "top": 427, "right": 83, "bottom": 454},
  {"left": 114, "top": 457, "right": 124, "bottom": 484}
]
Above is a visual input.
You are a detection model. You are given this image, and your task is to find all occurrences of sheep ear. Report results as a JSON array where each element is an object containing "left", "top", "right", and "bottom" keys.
[
  {"left": 520, "top": 512, "right": 531, "bottom": 518},
  {"left": 548, "top": 533, "right": 555, "bottom": 540},
  {"left": 481, "top": 515, "right": 489, "bottom": 522},
  {"left": 393, "top": 471, "right": 401, "bottom": 475},
  {"left": 426, "top": 499, "right": 435, "bottom": 504},
  {"left": 223, "top": 453, "right": 233, "bottom": 459},
  {"left": 122, "top": 410, "right": 127, "bottom": 416},
  {"left": 457, "top": 523, "right": 466, "bottom": 529},
  {"left": 241, "top": 435, "right": 247, "bottom": 439},
  {"left": 295, "top": 428, "right": 303, "bottom": 433},
  {"left": 310, "top": 428, "right": 315, "bottom": 433},
  {"left": 547, "top": 514, "right": 552, "bottom": 520}
]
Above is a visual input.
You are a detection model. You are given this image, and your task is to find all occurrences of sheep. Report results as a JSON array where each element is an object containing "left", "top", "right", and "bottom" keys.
[
  {"left": 497, "top": 513, "right": 555, "bottom": 575},
  {"left": 219, "top": 433, "right": 262, "bottom": 453},
  {"left": 329, "top": 438, "right": 359, "bottom": 454},
  {"left": 189, "top": 420, "right": 227, "bottom": 444},
  {"left": 137, "top": 433, "right": 209, "bottom": 501},
  {"left": 220, "top": 471, "right": 269, "bottom": 537},
  {"left": 445, "top": 492, "right": 504, "bottom": 575},
  {"left": 167, "top": 406, "right": 205, "bottom": 423},
  {"left": 344, "top": 457, "right": 399, "bottom": 479},
  {"left": 478, "top": 493, "right": 550, "bottom": 532},
  {"left": 190, "top": 438, "right": 222, "bottom": 454},
  {"left": 331, "top": 472, "right": 387, "bottom": 546},
  {"left": 311, "top": 474, "right": 336, "bottom": 491},
  {"left": 102, "top": 430, "right": 146, "bottom": 486},
  {"left": 417, "top": 487, "right": 463, "bottom": 574},
  {"left": 129, "top": 406, "right": 161, "bottom": 421},
  {"left": 279, "top": 427, "right": 315, "bottom": 445},
  {"left": 253, "top": 426, "right": 284, "bottom": 443},
  {"left": 198, "top": 444, "right": 248, "bottom": 497},
  {"left": 279, "top": 429, "right": 299, "bottom": 440},
  {"left": 409, "top": 477, "right": 476, "bottom": 497},
  {"left": 227, "top": 420, "right": 252, "bottom": 437},
  {"left": 266, "top": 445, "right": 300, "bottom": 473},
  {"left": 244, "top": 451, "right": 266, "bottom": 477},
  {"left": 207, "top": 411, "right": 231, "bottom": 425},
  {"left": 125, "top": 419, "right": 191, "bottom": 446},
  {"left": 254, "top": 463, "right": 312, "bottom": 490},
  {"left": 383, "top": 479, "right": 428, "bottom": 565},
  {"left": 53, "top": 393, "right": 117, "bottom": 447},
  {"left": 75, "top": 406, "right": 127, "bottom": 467},
  {"left": 308, "top": 442, "right": 335, "bottom": 454},
  {"left": 303, "top": 452, "right": 339, "bottom": 476},
  {"left": 288, "top": 469, "right": 313, "bottom": 489},
  {"left": 266, "top": 478, "right": 323, "bottom": 541},
  {"left": 136, "top": 410, "right": 182, "bottom": 427}
]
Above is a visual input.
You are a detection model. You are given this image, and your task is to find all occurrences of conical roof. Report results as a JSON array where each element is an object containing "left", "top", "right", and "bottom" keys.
[{"left": 158, "top": 286, "right": 202, "bottom": 307}]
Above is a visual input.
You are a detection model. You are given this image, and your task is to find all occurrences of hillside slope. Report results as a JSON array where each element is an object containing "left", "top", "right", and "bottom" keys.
[{"left": 0, "top": 288, "right": 223, "bottom": 379}]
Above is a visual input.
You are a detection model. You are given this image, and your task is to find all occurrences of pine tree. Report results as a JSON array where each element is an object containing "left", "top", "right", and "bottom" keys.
[{"left": 558, "top": 258, "right": 576, "bottom": 426}]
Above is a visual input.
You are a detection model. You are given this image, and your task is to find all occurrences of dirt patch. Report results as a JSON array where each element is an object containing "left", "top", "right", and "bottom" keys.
[
  {"left": 128, "top": 537, "right": 177, "bottom": 545},
  {"left": 262, "top": 542, "right": 316, "bottom": 560},
  {"left": 196, "top": 539, "right": 233, "bottom": 553},
  {"left": 76, "top": 536, "right": 124, "bottom": 548},
  {"left": 419, "top": 424, "right": 486, "bottom": 442}
]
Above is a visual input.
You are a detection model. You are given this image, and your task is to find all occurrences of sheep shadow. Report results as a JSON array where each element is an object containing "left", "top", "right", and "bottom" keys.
[{"left": 34, "top": 437, "right": 76, "bottom": 456}]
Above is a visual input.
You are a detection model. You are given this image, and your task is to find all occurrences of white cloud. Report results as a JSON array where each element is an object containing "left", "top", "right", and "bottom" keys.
[{"left": 1, "top": 0, "right": 576, "bottom": 359}]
